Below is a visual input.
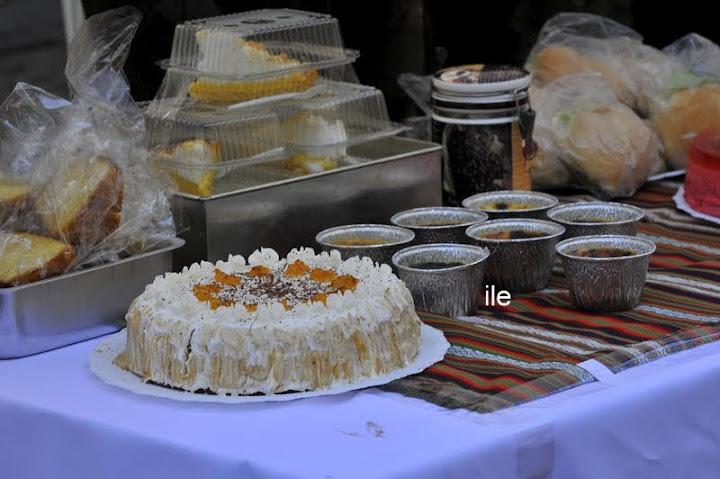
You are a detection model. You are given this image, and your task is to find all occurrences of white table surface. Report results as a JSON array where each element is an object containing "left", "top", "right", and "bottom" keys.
[{"left": 2, "top": 334, "right": 720, "bottom": 479}]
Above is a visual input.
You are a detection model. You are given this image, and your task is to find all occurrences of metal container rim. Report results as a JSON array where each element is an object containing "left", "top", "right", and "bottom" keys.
[
  {"left": 392, "top": 243, "right": 490, "bottom": 273},
  {"left": 556, "top": 235, "right": 656, "bottom": 262},
  {"left": 466, "top": 219, "right": 566, "bottom": 243},
  {"left": 390, "top": 207, "right": 488, "bottom": 230},
  {"left": 547, "top": 202, "right": 645, "bottom": 226},
  {"left": 462, "top": 190, "right": 559, "bottom": 213},
  {"left": 315, "top": 224, "right": 415, "bottom": 249}
]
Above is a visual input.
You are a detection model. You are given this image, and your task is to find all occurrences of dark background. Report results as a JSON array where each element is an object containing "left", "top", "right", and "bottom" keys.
[{"left": 2, "top": 0, "right": 718, "bottom": 119}]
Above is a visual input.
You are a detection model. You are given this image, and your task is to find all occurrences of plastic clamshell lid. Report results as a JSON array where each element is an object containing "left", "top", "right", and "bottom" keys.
[
  {"left": 276, "top": 82, "right": 406, "bottom": 152},
  {"left": 145, "top": 101, "right": 284, "bottom": 167},
  {"left": 166, "top": 9, "right": 351, "bottom": 78}
]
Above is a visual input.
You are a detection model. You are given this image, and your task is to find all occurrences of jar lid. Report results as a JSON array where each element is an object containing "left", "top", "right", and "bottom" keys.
[{"left": 432, "top": 64, "right": 531, "bottom": 96}]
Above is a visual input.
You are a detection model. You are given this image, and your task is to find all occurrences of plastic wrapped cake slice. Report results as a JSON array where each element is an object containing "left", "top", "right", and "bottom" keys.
[
  {"left": 275, "top": 83, "right": 405, "bottom": 174},
  {"left": 159, "top": 9, "right": 358, "bottom": 106},
  {"left": 145, "top": 101, "right": 285, "bottom": 197}
]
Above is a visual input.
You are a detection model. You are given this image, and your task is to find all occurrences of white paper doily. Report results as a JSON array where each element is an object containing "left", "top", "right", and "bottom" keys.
[
  {"left": 673, "top": 185, "right": 720, "bottom": 226},
  {"left": 89, "top": 324, "right": 449, "bottom": 403}
]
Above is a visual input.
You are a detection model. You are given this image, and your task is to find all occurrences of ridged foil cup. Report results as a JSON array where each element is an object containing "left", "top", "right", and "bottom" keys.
[
  {"left": 461, "top": 190, "right": 559, "bottom": 219},
  {"left": 556, "top": 235, "right": 655, "bottom": 312},
  {"left": 315, "top": 224, "right": 415, "bottom": 267},
  {"left": 390, "top": 207, "right": 488, "bottom": 244},
  {"left": 466, "top": 219, "right": 565, "bottom": 293},
  {"left": 547, "top": 202, "right": 645, "bottom": 238},
  {"left": 392, "top": 243, "right": 490, "bottom": 317}
]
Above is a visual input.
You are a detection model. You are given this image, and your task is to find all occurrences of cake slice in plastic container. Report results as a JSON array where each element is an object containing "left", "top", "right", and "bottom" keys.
[
  {"left": 156, "top": 61, "right": 360, "bottom": 108},
  {"left": 144, "top": 101, "right": 287, "bottom": 197},
  {"left": 158, "top": 9, "right": 359, "bottom": 106},
  {"left": 275, "top": 82, "right": 406, "bottom": 174}
]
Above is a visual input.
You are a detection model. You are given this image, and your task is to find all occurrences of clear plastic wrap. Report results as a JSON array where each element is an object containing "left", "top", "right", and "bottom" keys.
[
  {"left": 167, "top": 9, "right": 350, "bottom": 74},
  {"left": 526, "top": 13, "right": 642, "bottom": 109},
  {"left": 649, "top": 34, "right": 720, "bottom": 169},
  {"left": 535, "top": 74, "right": 662, "bottom": 198},
  {"left": 276, "top": 82, "right": 405, "bottom": 174},
  {"left": 145, "top": 100, "right": 285, "bottom": 197},
  {"left": 528, "top": 84, "right": 572, "bottom": 189},
  {"left": 157, "top": 9, "right": 359, "bottom": 107},
  {"left": 0, "top": 6, "right": 175, "bottom": 287}
]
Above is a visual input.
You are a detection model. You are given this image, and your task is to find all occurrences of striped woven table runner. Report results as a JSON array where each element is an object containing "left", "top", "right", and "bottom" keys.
[{"left": 383, "top": 181, "right": 720, "bottom": 413}]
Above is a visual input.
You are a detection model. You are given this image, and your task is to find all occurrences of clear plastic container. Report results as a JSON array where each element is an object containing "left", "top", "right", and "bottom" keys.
[
  {"left": 156, "top": 61, "right": 360, "bottom": 107},
  {"left": 275, "top": 82, "right": 406, "bottom": 174},
  {"left": 166, "top": 9, "right": 349, "bottom": 73},
  {"left": 144, "top": 101, "right": 285, "bottom": 197}
]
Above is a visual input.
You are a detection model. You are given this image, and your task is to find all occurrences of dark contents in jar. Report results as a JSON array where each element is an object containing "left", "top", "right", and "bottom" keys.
[
  {"left": 411, "top": 262, "right": 466, "bottom": 269},
  {"left": 435, "top": 123, "right": 512, "bottom": 205},
  {"left": 479, "top": 230, "right": 547, "bottom": 240},
  {"left": 570, "top": 248, "right": 636, "bottom": 258}
]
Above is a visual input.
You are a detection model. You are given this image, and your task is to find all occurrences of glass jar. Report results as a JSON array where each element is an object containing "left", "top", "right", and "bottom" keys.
[{"left": 431, "top": 65, "right": 536, "bottom": 205}]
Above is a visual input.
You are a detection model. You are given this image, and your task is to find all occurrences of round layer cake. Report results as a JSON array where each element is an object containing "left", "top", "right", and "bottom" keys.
[{"left": 118, "top": 248, "right": 421, "bottom": 395}]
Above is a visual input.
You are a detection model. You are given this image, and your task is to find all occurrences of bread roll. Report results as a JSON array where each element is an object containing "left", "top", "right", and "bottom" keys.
[
  {"left": 652, "top": 83, "right": 720, "bottom": 169},
  {"left": 534, "top": 46, "right": 633, "bottom": 106},
  {"left": 560, "top": 103, "right": 660, "bottom": 197}
]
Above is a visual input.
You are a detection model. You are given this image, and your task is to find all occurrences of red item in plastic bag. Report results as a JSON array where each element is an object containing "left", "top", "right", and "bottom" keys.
[{"left": 684, "top": 133, "right": 720, "bottom": 217}]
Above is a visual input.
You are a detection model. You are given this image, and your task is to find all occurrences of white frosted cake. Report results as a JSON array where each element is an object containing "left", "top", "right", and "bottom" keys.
[{"left": 117, "top": 248, "right": 421, "bottom": 395}]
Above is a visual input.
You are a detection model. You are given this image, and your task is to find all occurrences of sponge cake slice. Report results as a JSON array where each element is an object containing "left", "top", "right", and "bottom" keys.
[{"left": 0, "top": 232, "right": 75, "bottom": 287}]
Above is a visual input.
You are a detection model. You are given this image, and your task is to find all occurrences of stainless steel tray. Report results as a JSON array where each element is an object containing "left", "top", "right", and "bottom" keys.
[
  {"left": 0, "top": 238, "right": 185, "bottom": 359},
  {"left": 172, "top": 137, "right": 442, "bottom": 268}
]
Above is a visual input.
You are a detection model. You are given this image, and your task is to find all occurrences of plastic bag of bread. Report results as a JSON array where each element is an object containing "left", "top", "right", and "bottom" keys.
[
  {"left": 528, "top": 84, "right": 571, "bottom": 190},
  {"left": 526, "top": 13, "right": 643, "bottom": 110},
  {"left": 536, "top": 74, "right": 662, "bottom": 198},
  {"left": 0, "top": 7, "right": 175, "bottom": 287},
  {"left": 649, "top": 34, "right": 720, "bottom": 169}
]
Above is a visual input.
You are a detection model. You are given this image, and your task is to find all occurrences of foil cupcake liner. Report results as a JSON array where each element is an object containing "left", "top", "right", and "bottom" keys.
[
  {"left": 315, "top": 224, "right": 415, "bottom": 267},
  {"left": 390, "top": 207, "right": 488, "bottom": 244},
  {"left": 392, "top": 243, "right": 490, "bottom": 317},
  {"left": 547, "top": 202, "right": 645, "bottom": 238},
  {"left": 466, "top": 219, "right": 565, "bottom": 293},
  {"left": 556, "top": 235, "right": 655, "bottom": 312},
  {"left": 461, "top": 190, "right": 559, "bottom": 219}
]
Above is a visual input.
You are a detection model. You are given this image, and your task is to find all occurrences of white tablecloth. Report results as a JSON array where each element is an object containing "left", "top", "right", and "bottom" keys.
[{"left": 2, "top": 335, "right": 720, "bottom": 479}]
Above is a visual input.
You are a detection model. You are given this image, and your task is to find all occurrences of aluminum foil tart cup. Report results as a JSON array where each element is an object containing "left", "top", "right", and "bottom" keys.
[
  {"left": 392, "top": 243, "right": 490, "bottom": 317},
  {"left": 461, "top": 190, "right": 559, "bottom": 219},
  {"left": 547, "top": 202, "right": 645, "bottom": 238},
  {"left": 556, "top": 235, "right": 655, "bottom": 312},
  {"left": 466, "top": 219, "right": 565, "bottom": 293},
  {"left": 390, "top": 207, "right": 488, "bottom": 244},
  {"left": 315, "top": 224, "right": 415, "bottom": 267}
]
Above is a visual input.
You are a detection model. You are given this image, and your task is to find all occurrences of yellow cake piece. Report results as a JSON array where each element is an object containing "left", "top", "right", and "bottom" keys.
[
  {"left": 35, "top": 156, "right": 123, "bottom": 245},
  {"left": 0, "top": 178, "right": 32, "bottom": 223},
  {"left": 158, "top": 139, "right": 220, "bottom": 197},
  {"left": 283, "top": 153, "right": 338, "bottom": 174},
  {"left": 189, "top": 69, "right": 318, "bottom": 104},
  {"left": 191, "top": 33, "right": 319, "bottom": 104},
  {"left": 0, "top": 232, "right": 75, "bottom": 287}
]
